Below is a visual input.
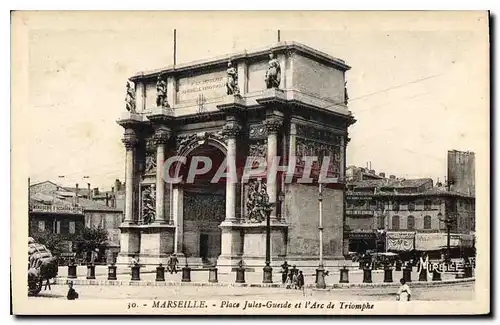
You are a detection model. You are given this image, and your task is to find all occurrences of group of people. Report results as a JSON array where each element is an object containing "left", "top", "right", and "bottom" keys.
[
  {"left": 130, "top": 254, "right": 180, "bottom": 274},
  {"left": 281, "top": 263, "right": 305, "bottom": 290}
]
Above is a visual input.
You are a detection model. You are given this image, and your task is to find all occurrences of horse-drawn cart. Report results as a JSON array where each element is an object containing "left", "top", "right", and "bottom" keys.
[{"left": 28, "top": 237, "right": 58, "bottom": 296}]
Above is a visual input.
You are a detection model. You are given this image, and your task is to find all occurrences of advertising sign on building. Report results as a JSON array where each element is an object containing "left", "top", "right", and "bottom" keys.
[
  {"left": 386, "top": 231, "right": 415, "bottom": 251},
  {"left": 415, "top": 233, "right": 447, "bottom": 251}
]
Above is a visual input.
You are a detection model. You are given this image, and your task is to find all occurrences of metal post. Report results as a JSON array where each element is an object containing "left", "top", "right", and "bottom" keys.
[
  {"left": 316, "top": 183, "right": 326, "bottom": 289},
  {"left": 447, "top": 223, "right": 451, "bottom": 260},
  {"left": 263, "top": 206, "right": 273, "bottom": 283}
]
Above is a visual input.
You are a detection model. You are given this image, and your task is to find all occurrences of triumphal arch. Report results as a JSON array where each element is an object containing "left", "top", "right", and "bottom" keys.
[{"left": 117, "top": 42, "right": 356, "bottom": 272}]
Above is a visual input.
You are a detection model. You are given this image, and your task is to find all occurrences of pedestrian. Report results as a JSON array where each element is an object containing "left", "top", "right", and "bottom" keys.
[
  {"left": 67, "top": 281, "right": 79, "bottom": 300},
  {"left": 43, "top": 278, "right": 51, "bottom": 291},
  {"left": 292, "top": 270, "right": 299, "bottom": 289},
  {"left": 281, "top": 261, "right": 289, "bottom": 285},
  {"left": 297, "top": 270, "right": 304, "bottom": 290},
  {"left": 168, "top": 253, "right": 179, "bottom": 274},
  {"left": 285, "top": 271, "right": 293, "bottom": 289},
  {"left": 130, "top": 255, "right": 139, "bottom": 267},
  {"left": 396, "top": 278, "right": 411, "bottom": 302}
]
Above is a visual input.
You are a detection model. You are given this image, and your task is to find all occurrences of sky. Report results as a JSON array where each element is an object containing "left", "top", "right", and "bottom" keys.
[{"left": 24, "top": 11, "right": 489, "bottom": 190}]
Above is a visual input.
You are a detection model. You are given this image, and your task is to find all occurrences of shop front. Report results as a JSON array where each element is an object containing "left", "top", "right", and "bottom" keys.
[{"left": 348, "top": 230, "right": 377, "bottom": 254}]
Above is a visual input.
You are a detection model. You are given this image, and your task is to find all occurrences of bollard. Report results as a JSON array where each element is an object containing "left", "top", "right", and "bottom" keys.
[
  {"left": 418, "top": 269, "right": 428, "bottom": 282},
  {"left": 131, "top": 264, "right": 140, "bottom": 281},
  {"left": 432, "top": 268, "right": 442, "bottom": 281},
  {"left": 402, "top": 267, "right": 412, "bottom": 283},
  {"left": 339, "top": 266, "right": 349, "bottom": 283},
  {"left": 384, "top": 267, "right": 393, "bottom": 283},
  {"left": 182, "top": 265, "right": 191, "bottom": 282},
  {"left": 209, "top": 267, "right": 218, "bottom": 283},
  {"left": 156, "top": 263, "right": 165, "bottom": 282},
  {"left": 68, "top": 263, "right": 77, "bottom": 279},
  {"left": 86, "top": 263, "right": 96, "bottom": 280},
  {"left": 107, "top": 264, "right": 117, "bottom": 280},
  {"left": 362, "top": 267, "right": 372, "bottom": 283},
  {"left": 235, "top": 263, "right": 246, "bottom": 284}
]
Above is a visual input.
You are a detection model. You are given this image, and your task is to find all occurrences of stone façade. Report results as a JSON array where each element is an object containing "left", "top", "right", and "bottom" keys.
[{"left": 116, "top": 41, "right": 356, "bottom": 271}]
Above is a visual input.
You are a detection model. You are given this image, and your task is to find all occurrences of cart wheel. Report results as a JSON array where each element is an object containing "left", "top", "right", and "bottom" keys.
[{"left": 28, "top": 280, "right": 42, "bottom": 296}]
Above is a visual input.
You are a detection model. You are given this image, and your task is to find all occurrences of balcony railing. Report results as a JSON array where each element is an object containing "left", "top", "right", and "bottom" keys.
[{"left": 30, "top": 204, "right": 84, "bottom": 215}]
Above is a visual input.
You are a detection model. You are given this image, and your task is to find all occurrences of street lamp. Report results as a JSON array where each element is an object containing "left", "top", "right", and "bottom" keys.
[
  {"left": 259, "top": 189, "right": 275, "bottom": 284},
  {"left": 316, "top": 183, "right": 326, "bottom": 289},
  {"left": 438, "top": 211, "right": 457, "bottom": 263}
]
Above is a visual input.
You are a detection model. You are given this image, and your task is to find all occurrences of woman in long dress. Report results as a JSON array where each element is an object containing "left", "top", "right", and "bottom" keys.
[{"left": 397, "top": 278, "right": 412, "bottom": 302}]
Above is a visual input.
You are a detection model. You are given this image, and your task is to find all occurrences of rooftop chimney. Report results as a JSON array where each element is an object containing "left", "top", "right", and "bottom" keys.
[
  {"left": 105, "top": 193, "right": 110, "bottom": 207},
  {"left": 379, "top": 172, "right": 386, "bottom": 178},
  {"left": 389, "top": 175, "right": 396, "bottom": 179},
  {"left": 87, "top": 183, "right": 91, "bottom": 200},
  {"left": 115, "top": 179, "right": 122, "bottom": 192},
  {"left": 93, "top": 188, "right": 99, "bottom": 196},
  {"left": 75, "top": 183, "right": 79, "bottom": 206},
  {"left": 111, "top": 187, "right": 116, "bottom": 208}
]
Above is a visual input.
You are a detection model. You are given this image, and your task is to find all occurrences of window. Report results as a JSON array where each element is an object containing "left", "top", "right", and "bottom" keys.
[
  {"left": 69, "top": 221, "right": 76, "bottom": 234},
  {"left": 56, "top": 221, "right": 61, "bottom": 234},
  {"left": 392, "top": 215, "right": 400, "bottom": 230},
  {"left": 424, "top": 200, "right": 432, "bottom": 211},
  {"left": 392, "top": 201, "right": 400, "bottom": 211},
  {"left": 408, "top": 201, "right": 415, "bottom": 211},
  {"left": 424, "top": 215, "right": 432, "bottom": 230},
  {"left": 407, "top": 216, "right": 415, "bottom": 230},
  {"left": 37, "top": 221, "right": 45, "bottom": 232},
  {"left": 377, "top": 215, "right": 385, "bottom": 229}
]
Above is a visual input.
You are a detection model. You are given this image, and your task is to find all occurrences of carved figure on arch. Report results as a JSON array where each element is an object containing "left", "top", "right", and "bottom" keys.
[
  {"left": 125, "top": 81, "right": 136, "bottom": 113},
  {"left": 156, "top": 74, "right": 169, "bottom": 108},
  {"left": 141, "top": 185, "right": 156, "bottom": 224},
  {"left": 246, "top": 179, "right": 273, "bottom": 223},
  {"left": 265, "top": 52, "right": 281, "bottom": 89},
  {"left": 226, "top": 60, "right": 240, "bottom": 95}
]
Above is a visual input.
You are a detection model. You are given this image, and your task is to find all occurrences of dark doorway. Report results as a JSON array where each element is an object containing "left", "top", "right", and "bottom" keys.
[{"left": 199, "top": 234, "right": 209, "bottom": 263}]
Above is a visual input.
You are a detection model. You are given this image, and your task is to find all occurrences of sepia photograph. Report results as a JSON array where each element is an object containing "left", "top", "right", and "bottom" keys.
[{"left": 10, "top": 10, "right": 490, "bottom": 315}]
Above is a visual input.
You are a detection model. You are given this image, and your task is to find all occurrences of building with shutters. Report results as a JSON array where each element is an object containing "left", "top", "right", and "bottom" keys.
[
  {"left": 29, "top": 180, "right": 124, "bottom": 261},
  {"left": 345, "top": 169, "right": 475, "bottom": 259}
]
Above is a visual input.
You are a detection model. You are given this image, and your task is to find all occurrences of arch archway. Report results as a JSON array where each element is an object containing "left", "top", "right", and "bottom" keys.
[{"left": 178, "top": 143, "right": 227, "bottom": 265}]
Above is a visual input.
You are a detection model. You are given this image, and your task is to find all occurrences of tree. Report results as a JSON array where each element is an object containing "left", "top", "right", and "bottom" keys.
[
  {"left": 74, "top": 226, "right": 109, "bottom": 256},
  {"left": 32, "top": 231, "right": 67, "bottom": 256}
]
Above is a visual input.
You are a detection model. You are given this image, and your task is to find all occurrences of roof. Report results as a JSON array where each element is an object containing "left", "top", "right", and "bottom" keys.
[
  {"left": 30, "top": 180, "right": 123, "bottom": 213},
  {"left": 76, "top": 198, "right": 122, "bottom": 212},
  {"left": 130, "top": 41, "right": 350, "bottom": 81},
  {"left": 346, "top": 187, "right": 475, "bottom": 199},
  {"left": 349, "top": 178, "right": 433, "bottom": 189}
]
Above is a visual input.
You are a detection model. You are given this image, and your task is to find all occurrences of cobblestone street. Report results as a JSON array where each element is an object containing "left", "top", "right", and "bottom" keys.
[{"left": 30, "top": 282, "right": 474, "bottom": 301}]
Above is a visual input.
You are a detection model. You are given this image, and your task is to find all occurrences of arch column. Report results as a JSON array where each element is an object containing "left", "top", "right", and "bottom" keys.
[
  {"left": 216, "top": 98, "right": 245, "bottom": 272},
  {"left": 264, "top": 114, "right": 284, "bottom": 220},
  {"left": 122, "top": 128, "right": 138, "bottom": 224},
  {"left": 152, "top": 126, "right": 172, "bottom": 225}
]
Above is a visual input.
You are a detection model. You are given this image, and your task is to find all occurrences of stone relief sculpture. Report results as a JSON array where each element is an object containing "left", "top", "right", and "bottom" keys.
[
  {"left": 141, "top": 185, "right": 156, "bottom": 224},
  {"left": 246, "top": 179, "right": 272, "bottom": 223},
  {"left": 265, "top": 52, "right": 281, "bottom": 89},
  {"left": 144, "top": 151, "right": 157, "bottom": 173},
  {"left": 125, "top": 81, "right": 136, "bottom": 113},
  {"left": 248, "top": 141, "right": 267, "bottom": 158},
  {"left": 156, "top": 74, "right": 169, "bottom": 108},
  {"left": 226, "top": 61, "right": 240, "bottom": 95},
  {"left": 176, "top": 130, "right": 226, "bottom": 155}
]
